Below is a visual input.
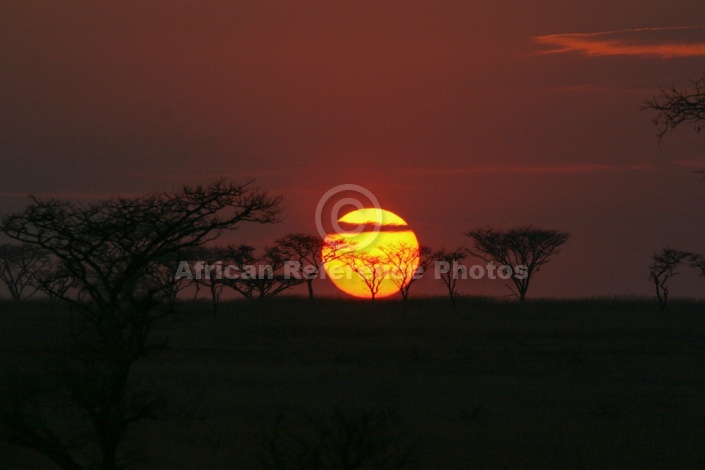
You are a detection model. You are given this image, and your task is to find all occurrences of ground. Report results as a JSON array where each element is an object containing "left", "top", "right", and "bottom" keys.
[{"left": 1, "top": 297, "right": 705, "bottom": 468}]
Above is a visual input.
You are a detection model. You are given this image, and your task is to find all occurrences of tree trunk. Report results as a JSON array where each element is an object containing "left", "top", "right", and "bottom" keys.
[
  {"left": 100, "top": 438, "right": 118, "bottom": 470},
  {"left": 94, "top": 361, "right": 132, "bottom": 470},
  {"left": 307, "top": 279, "right": 314, "bottom": 300},
  {"left": 209, "top": 284, "right": 218, "bottom": 318},
  {"left": 8, "top": 282, "right": 21, "bottom": 301}
]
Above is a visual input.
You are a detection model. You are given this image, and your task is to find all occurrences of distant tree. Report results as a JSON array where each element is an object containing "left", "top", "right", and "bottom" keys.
[
  {"left": 186, "top": 245, "right": 233, "bottom": 317},
  {"left": 433, "top": 248, "right": 468, "bottom": 308},
  {"left": 380, "top": 242, "right": 435, "bottom": 312},
  {"left": 33, "top": 258, "right": 76, "bottom": 302},
  {"left": 0, "top": 179, "right": 282, "bottom": 470},
  {"left": 341, "top": 250, "right": 392, "bottom": 301},
  {"left": 691, "top": 253, "right": 705, "bottom": 277},
  {"left": 219, "top": 244, "right": 257, "bottom": 300},
  {"left": 149, "top": 248, "right": 199, "bottom": 310},
  {"left": 649, "top": 248, "right": 693, "bottom": 312},
  {"left": 274, "top": 233, "right": 352, "bottom": 300},
  {"left": 466, "top": 226, "right": 569, "bottom": 302},
  {"left": 644, "top": 73, "right": 705, "bottom": 139},
  {"left": 224, "top": 244, "right": 303, "bottom": 300},
  {"left": 274, "top": 233, "right": 323, "bottom": 300},
  {"left": 0, "top": 243, "right": 50, "bottom": 301}
]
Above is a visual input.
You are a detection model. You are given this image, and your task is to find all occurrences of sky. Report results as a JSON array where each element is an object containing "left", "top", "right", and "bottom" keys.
[{"left": 1, "top": 1, "right": 704, "bottom": 299}]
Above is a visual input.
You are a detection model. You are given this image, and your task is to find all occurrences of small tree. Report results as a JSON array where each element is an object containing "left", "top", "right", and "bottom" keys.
[
  {"left": 466, "top": 226, "right": 569, "bottom": 302},
  {"left": 691, "top": 253, "right": 705, "bottom": 277},
  {"left": 380, "top": 243, "right": 434, "bottom": 312},
  {"left": 434, "top": 248, "right": 468, "bottom": 308},
  {"left": 34, "top": 258, "right": 76, "bottom": 302},
  {"left": 341, "top": 251, "right": 392, "bottom": 301},
  {"left": 149, "top": 248, "right": 199, "bottom": 310},
  {"left": 644, "top": 73, "right": 705, "bottom": 139},
  {"left": 274, "top": 233, "right": 352, "bottom": 300},
  {"left": 649, "top": 248, "right": 693, "bottom": 312},
  {"left": 0, "top": 243, "right": 50, "bottom": 301},
  {"left": 187, "top": 245, "right": 234, "bottom": 317},
  {"left": 224, "top": 244, "right": 303, "bottom": 300},
  {"left": 275, "top": 234, "right": 324, "bottom": 300}
]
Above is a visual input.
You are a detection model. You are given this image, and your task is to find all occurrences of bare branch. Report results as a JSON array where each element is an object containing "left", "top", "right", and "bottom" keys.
[
  {"left": 0, "top": 243, "right": 51, "bottom": 301},
  {"left": 644, "top": 73, "right": 705, "bottom": 139}
]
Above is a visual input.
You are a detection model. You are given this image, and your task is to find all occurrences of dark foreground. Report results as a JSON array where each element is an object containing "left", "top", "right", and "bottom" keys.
[{"left": 1, "top": 297, "right": 705, "bottom": 468}]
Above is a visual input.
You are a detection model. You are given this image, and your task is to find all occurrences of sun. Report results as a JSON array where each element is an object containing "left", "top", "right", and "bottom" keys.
[{"left": 322, "top": 208, "right": 420, "bottom": 299}]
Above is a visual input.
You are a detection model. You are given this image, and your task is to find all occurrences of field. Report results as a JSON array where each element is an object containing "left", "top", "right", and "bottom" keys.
[{"left": 1, "top": 297, "right": 705, "bottom": 468}]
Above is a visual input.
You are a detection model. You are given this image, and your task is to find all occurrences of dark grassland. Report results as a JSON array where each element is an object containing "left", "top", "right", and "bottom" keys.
[{"left": 1, "top": 297, "right": 705, "bottom": 468}]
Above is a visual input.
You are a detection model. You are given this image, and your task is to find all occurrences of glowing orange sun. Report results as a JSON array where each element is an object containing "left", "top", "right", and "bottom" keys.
[{"left": 322, "top": 208, "right": 419, "bottom": 299}]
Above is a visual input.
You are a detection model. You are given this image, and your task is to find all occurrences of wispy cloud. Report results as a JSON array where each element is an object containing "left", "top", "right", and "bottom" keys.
[
  {"left": 406, "top": 163, "right": 653, "bottom": 176},
  {"left": 674, "top": 155, "right": 705, "bottom": 169},
  {"left": 534, "top": 26, "right": 705, "bottom": 58}
]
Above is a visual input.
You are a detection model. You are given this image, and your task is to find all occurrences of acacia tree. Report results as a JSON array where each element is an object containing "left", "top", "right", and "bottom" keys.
[
  {"left": 466, "top": 226, "right": 569, "bottom": 302},
  {"left": 434, "top": 248, "right": 468, "bottom": 308},
  {"left": 34, "top": 258, "right": 76, "bottom": 302},
  {"left": 149, "top": 247, "right": 200, "bottom": 310},
  {"left": 644, "top": 75, "right": 705, "bottom": 299},
  {"left": 380, "top": 242, "right": 435, "bottom": 312},
  {"left": 274, "top": 233, "right": 352, "bottom": 300},
  {"left": 341, "top": 250, "right": 392, "bottom": 301},
  {"left": 644, "top": 73, "right": 705, "bottom": 139},
  {"left": 0, "top": 243, "right": 50, "bottom": 301},
  {"left": 648, "top": 248, "right": 693, "bottom": 312},
  {"left": 183, "top": 245, "right": 233, "bottom": 317},
  {"left": 223, "top": 244, "right": 303, "bottom": 300},
  {"left": 0, "top": 179, "right": 282, "bottom": 470},
  {"left": 691, "top": 253, "right": 705, "bottom": 277}
]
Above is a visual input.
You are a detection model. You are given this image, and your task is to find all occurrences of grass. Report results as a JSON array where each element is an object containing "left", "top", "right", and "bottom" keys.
[{"left": 1, "top": 296, "right": 705, "bottom": 468}]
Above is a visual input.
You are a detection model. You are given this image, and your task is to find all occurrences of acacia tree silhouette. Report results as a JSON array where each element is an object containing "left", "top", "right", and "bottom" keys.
[
  {"left": 0, "top": 179, "right": 282, "bottom": 470},
  {"left": 648, "top": 248, "right": 693, "bottom": 312},
  {"left": 341, "top": 250, "right": 392, "bottom": 301},
  {"left": 149, "top": 247, "right": 200, "bottom": 310},
  {"left": 434, "top": 248, "right": 468, "bottom": 308},
  {"left": 380, "top": 242, "right": 435, "bottom": 312},
  {"left": 691, "top": 253, "right": 705, "bottom": 277},
  {"left": 274, "top": 233, "right": 352, "bottom": 300},
  {"left": 223, "top": 244, "right": 303, "bottom": 300},
  {"left": 34, "top": 258, "right": 76, "bottom": 302},
  {"left": 186, "top": 244, "right": 235, "bottom": 317},
  {"left": 0, "top": 243, "right": 50, "bottom": 301},
  {"left": 644, "top": 74, "right": 705, "bottom": 300},
  {"left": 466, "top": 226, "right": 569, "bottom": 302}
]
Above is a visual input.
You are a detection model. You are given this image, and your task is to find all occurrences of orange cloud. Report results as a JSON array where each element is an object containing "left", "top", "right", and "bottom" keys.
[{"left": 534, "top": 26, "right": 705, "bottom": 58}]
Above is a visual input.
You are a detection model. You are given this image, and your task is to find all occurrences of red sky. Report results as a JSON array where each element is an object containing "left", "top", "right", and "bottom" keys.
[{"left": 1, "top": 1, "right": 704, "bottom": 298}]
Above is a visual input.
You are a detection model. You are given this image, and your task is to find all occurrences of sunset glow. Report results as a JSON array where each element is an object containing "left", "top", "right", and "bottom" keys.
[
  {"left": 3, "top": 3, "right": 705, "bottom": 468},
  {"left": 323, "top": 208, "right": 419, "bottom": 299}
]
